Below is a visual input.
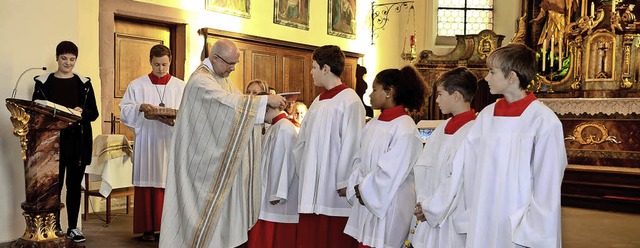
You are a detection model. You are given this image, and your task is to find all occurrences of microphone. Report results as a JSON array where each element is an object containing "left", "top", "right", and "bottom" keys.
[{"left": 11, "top": 67, "right": 47, "bottom": 98}]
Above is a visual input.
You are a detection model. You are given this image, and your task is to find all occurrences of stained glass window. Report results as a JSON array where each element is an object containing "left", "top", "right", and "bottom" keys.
[{"left": 437, "top": 0, "right": 493, "bottom": 37}]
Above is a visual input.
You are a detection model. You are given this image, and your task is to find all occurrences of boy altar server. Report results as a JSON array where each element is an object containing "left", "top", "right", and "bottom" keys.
[
  {"left": 245, "top": 98, "right": 299, "bottom": 248},
  {"left": 293, "top": 45, "right": 365, "bottom": 247},
  {"left": 459, "top": 43, "right": 567, "bottom": 247},
  {"left": 409, "top": 67, "right": 478, "bottom": 248}
]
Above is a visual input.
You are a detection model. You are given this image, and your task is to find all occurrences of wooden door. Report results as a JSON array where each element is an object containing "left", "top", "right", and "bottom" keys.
[{"left": 112, "top": 19, "right": 170, "bottom": 141}]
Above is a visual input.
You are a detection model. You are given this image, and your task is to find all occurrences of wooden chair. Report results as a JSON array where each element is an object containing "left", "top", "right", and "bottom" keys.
[
  {"left": 82, "top": 114, "right": 135, "bottom": 224},
  {"left": 83, "top": 175, "right": 134, "bottom": 224}
]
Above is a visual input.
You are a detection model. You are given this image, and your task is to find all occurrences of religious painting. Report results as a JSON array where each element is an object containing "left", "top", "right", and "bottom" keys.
[
  {"left": 206, "top": 0, "right": 251, "bottom": 18},
  {"left": 274, "top": 0, "right": 310, "bottom": 30},
  {"left": 328, "top": 0, "right": 356, "bottom": 39}
]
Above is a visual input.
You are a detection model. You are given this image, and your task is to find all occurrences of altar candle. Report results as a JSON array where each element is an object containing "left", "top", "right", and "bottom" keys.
[
  {"left": 542, "top": 38, "right": 548, "bottom": 71},
  {"left": 591, "top": 2, "right": 595, "bottom": 18},
  {"left": 581, "top": 0, "right": 586, "bottom": 16},
  {"left": 550, "top": 35, "right": 555, "bottom": 69},
  {"left": 612, "top": 0, "right": 617, "bottom": 13},
  {"left": 559, "top": 38, "right": 563, "bottom": 70}
]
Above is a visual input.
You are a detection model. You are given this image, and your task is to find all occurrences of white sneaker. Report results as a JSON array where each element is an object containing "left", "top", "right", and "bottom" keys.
[{"left": 66, "top": 228, "right": 86, "bottom": 243}]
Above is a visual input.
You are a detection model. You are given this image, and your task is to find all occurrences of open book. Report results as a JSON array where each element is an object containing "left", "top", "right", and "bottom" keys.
[
  {"left": 278, "top": 92, "right": 301, "bottom": 102},
  {"left": 34, "top": 99, "right": 82, "bottom": 117}
]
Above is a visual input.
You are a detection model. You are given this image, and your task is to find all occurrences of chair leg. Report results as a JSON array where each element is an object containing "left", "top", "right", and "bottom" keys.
[
  {"left": 106, "top": 195, "right": 112, "bottom": 224},
  {"left": 125, "top": 195, "right": 130, "bottom": 214}
]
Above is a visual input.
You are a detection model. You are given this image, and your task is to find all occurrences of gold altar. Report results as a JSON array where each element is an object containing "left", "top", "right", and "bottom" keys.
[{"left": 417, "top": 0, "right": 640, "bottom": 213}]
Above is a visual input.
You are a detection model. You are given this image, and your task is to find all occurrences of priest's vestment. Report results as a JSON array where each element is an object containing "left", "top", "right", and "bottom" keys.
[{"left": 159, "top": 60, "right": 267, "bottom": 248}]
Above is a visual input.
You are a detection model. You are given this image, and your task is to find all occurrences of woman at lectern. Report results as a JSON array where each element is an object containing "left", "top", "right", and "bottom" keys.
[{"left": 31, "top": 40, "right": 99, "bottom": 243}]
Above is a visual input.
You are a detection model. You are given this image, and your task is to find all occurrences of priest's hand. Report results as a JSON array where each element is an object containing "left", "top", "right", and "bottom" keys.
[
  {"left": 267, "top": 94, "right": 286, "bottom": 109},
  {"left": 414, "top": 203, "right": 426, "bottom": 222},
  {"left": 353, "top": 185, "right": 364, "bottom": 205}
]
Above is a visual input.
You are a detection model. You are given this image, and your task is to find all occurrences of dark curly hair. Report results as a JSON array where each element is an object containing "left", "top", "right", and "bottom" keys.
[{"left": 374, "top": 66, "right": 429, "bottom": 119}]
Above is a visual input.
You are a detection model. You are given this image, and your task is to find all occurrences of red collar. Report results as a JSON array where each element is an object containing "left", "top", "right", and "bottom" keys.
[
  {"left": 319, "top": 84, "right": 348, "bottom": 100},
  {"left": 444, "top": 109, "right": 476, "bottom": 135},
  {"left": 378, "top": 105, "right": 408, "bottom": 122},
  {"left": 148, "top": 73, "right": 171, "bottom": 85},
  {"left": 494, "top": 92, "right": 537, "bottom": 117},
  {"left": 272, "top": 113, "right": 290, "bottom": 125},
  {"left": 289, "top": 117, "right": 301, "bottom": 127}
]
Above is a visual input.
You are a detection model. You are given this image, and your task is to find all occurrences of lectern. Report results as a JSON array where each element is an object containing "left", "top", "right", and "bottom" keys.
[{"left": 5, "top": 98, "right": 82, "bottom": 248}]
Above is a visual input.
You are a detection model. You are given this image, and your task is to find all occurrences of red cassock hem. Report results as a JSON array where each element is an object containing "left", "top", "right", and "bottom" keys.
[
  {"left": 133, "top": 187, "right": 164, "bottom": 234},
  {"left": 244, "top": 219, "right": 297, "bottom": 248},
  {"left": 295, "top": 214, "right": 358, "bottom": 248}
]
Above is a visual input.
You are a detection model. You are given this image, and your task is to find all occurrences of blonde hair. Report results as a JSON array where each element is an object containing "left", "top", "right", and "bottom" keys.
[{"left": 246, "top": 79, "right": 269, "bottom": 94}]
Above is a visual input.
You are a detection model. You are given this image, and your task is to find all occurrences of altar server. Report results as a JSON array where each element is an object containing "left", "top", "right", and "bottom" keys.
[
  {"left": 344, "top": 66, "right": 428, "bottom": 248},
  {"left": 460, "top": 43, "right": 567, "bottom": 247},
  {"left": 408, "top": 67, "right": 478, "bottom": 248},
  {"left": 293, "top": 45, "right": 366, "bottom": 248},
  {"left": 245, "top": 99, "right": 299, "bottom": 248},
  {"left": 119, "top": 44, "right": 185, "bottom": 241}
]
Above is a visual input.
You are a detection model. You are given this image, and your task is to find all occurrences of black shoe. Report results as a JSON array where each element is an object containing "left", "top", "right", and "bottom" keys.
[
  {"left": 66, "top": 228, "right": 86, "bottom": 243},
  {"left": 141, "top": 232, "right": 155, "bottom": 241}
]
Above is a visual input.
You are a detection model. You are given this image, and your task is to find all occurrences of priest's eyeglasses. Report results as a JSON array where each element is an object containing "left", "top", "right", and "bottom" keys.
[{"left": 215, "top": 54, "right": 239, "bottom": 66}]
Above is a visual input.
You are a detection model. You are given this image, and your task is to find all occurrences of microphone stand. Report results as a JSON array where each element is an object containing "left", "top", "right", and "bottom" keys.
[{"left": 11, "top": 67, "right": 47, "bottom": 99}]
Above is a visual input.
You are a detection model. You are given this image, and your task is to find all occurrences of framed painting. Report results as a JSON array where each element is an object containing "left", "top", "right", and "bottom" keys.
[
  {"left": 274, "top": 0, "right": 310, "bottom": 30},
  {"left": 206, "top": 0, "right": 251, "bottom": 18},
  {"left": 328, "top": 0, "right": 356, "bottom": 39}
]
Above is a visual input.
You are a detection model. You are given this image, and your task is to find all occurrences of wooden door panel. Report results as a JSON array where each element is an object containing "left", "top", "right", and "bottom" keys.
[
  {"left": 115, "top": 35, "right": 163, "bottom": 97},
  {"left": 251, "top": 52, "right": 277, "bottom": 90},
  {"left": 111, "top": 19, "right": 170, "bottom": 141},
  {"left": 281, "top": 55, "right": 306, "bottom": 98}
]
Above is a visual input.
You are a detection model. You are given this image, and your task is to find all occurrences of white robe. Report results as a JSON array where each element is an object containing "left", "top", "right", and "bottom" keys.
[
  {"left": 160, "top": 60, "right": 268, "bottom": 248},
  {"left": 293, "top": 89, "right": 365, "bottom": 217},
  {"left": 119, "top": 75, "right": 185, "bottom": 188},
  {"left": 344, "top": 115, "right": 421, "bottom": 248},
  {"left": 459, "top": 100, "right": 567, "bottom": 248},
  {"left": 409, "top": 118, "right": 474, "bottom": 248},
  {"left": 258, "top": 118, "right": 299, "bottom": 223}
]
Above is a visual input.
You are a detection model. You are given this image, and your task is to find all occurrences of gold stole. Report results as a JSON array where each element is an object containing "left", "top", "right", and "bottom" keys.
[{"left": 190, "top": 65, "right": 261, "bottom": 248}]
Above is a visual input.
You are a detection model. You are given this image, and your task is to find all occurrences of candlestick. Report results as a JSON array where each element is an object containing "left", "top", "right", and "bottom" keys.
[
  {"left": 559, "top": 38, "right": 563, "bottom": 70},
  {"left": 550, "top": 35, "right": 555, "bottom": 69},
  {"left": 581, "top": 0, "right": 587, "bottom": 16},
  {"left": 542, "top": 39, "right": 548, "bottom": 72}
]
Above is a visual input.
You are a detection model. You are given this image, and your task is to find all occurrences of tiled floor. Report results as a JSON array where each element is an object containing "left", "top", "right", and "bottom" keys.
[{"left": 3, "top": 207, "right": 640, "bottom": 247}]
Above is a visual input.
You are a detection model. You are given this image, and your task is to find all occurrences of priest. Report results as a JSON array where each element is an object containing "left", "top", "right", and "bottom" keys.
[{"left": 159, "top": 39, "right": 286, "bottom": 248}]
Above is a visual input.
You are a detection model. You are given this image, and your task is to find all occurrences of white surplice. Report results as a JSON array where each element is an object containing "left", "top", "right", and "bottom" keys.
[
  {"left": 119, "top": 75, "right": 185, "bottom": 188},
  {"left": 259, "top": 117, "right": 299, "bottom": 223},
  {"left": 160, "top": 59, "right": 267, "bottom": 248},
  {"left": 409, "top": 118, "right": 474, "bottom": 248},
  {"left": 459, "top": 100, "right": 567, "bottom": 248},
  {"left": 293, "top": 89, "right": 365, "bottom": 217},
  {"left": 343, "top": 115, "right": 421, "bottom": 248}
]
